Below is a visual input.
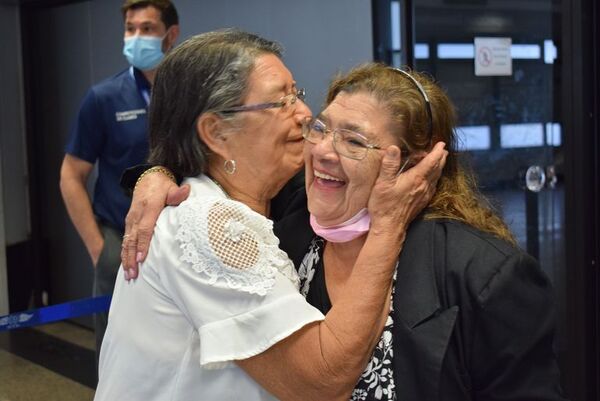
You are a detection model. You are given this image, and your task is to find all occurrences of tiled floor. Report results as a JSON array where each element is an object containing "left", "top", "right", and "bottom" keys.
[{"left": 0, "top": 322, "right": 96, "bottom": 401}]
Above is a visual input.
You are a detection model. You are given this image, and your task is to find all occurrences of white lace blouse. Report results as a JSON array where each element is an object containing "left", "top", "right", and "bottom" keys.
[{"left": 95, "top": 175, "right": 325, "bottom": 401}]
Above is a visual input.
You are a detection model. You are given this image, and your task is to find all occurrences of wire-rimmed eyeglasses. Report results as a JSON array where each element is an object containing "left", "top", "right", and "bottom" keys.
[
  {"left": 302, "top": 117, "right": 414, "bottom": 173},
  {"left": 216, "top": 88, "right": 306, "bottom": 113},
  {"left": 302, "top": 117, "right": 386, "bottom": 161}
]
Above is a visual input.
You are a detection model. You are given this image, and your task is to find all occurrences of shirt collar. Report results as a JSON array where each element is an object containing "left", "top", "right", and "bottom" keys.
[{"left": 132, "top": 67, "right": 152, "bottom": 92}]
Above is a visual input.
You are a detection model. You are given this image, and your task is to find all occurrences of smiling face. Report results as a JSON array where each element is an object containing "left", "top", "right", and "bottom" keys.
[
  {"left": 225, "top": 53, "right": 311, "bottom": 198},
  {"left": 305, "top": 91, "right": 400, "bottom": 226}
]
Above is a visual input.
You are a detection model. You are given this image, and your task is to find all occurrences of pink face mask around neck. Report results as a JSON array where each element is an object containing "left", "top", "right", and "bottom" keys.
[{"left": 309, "top": 208, "right": 371, "bottom": 243}]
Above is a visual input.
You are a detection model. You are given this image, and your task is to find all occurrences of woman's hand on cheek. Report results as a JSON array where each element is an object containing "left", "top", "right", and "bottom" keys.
[
  {"left": 121, "top": 174, "right": 190, "bottom": 280},
  {"left": 368, "top": 141, "right": 447, "bottom": 238}
]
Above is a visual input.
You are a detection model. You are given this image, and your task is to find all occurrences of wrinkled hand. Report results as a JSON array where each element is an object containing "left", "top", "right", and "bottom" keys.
[
  {"left": 121, "top": 173, "right": 190, "bottom": 280},
  {"left": 367, "top": 141, "right": 447, "bottom": 239}
]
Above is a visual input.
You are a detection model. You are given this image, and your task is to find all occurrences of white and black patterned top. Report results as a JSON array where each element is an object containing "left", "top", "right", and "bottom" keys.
[{"left": 298, "top": 237, "right": 397, "bottom": 401}]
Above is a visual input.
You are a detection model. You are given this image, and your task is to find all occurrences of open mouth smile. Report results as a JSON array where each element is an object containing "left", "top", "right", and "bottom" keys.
[{"left": 313, "top": 170, "right": 346, "bottom": 187}]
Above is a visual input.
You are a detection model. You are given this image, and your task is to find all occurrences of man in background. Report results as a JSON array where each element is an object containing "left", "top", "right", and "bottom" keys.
[{"left": 59, "top": 0, "right": 179, "bottom": 363}]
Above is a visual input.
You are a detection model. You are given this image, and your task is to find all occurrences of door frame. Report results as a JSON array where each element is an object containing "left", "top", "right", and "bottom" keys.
[
  {"left": 0, "top": 147, "right": 7, "bottom": 315},
  {"left": 561, "top": 0, "right": 599, "bottom": 399},
  {"left": 18, "top": 0, "right": 89, "bottom": 310}
]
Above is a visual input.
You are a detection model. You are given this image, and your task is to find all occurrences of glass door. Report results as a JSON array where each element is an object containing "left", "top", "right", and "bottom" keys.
[
  {"left": 410, "top": 0, "right": 563, "bottom": 282},
  {"left": 388, "top": 0, "right": 568, "bottom": 389}
]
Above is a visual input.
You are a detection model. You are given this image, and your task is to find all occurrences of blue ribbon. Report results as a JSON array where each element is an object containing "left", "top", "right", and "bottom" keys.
[{"left": 0, "top": 295, "right": 111, "bottom": 332}]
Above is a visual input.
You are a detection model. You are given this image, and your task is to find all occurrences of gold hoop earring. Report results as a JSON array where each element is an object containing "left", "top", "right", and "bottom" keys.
[{"left": 224, "top": 159, "right": 236, "bottom": 175}]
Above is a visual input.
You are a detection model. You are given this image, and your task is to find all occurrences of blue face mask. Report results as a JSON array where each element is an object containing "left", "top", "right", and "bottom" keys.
[{"left": 123, "top": 35, "right": 165, "bottom": 71}]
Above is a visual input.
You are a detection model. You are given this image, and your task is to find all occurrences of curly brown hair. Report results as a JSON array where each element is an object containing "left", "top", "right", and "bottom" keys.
[{"left": 326, "top": 62, "right": 516, "bottom": 244}]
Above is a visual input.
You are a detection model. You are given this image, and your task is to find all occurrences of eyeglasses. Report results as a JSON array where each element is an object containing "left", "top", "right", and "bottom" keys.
[
  {"left": 216, "top": 88, "right": 306, "bottom": 114},
  {"left": 302, "top": 117, "right": 384, "bottom": 160},
  {"left": 303, "top": 117, "right": 415, "bottom": 172}
]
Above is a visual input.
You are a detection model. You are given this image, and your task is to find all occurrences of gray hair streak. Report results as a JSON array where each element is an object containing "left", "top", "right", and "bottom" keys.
[{"left": 147, "top": 29, "right": 284, "bottom": 177}]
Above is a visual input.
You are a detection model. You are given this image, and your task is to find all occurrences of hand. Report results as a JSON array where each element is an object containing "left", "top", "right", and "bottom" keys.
[
  {"left": 121, "top": 172, "right": 190, "bottom": 280},
  {"left": 368, "top": 141, "right": 447, "bottom": 239}
]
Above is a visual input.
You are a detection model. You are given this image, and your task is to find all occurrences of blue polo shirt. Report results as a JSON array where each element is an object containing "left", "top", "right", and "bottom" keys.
[{"left": 65, "top": 68, "right": 150, "bottom": 232}]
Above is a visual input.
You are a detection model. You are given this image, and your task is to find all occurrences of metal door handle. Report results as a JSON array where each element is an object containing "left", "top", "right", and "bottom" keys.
[{"left": 525, "top": 165, "right": 546, "bottom": 192}]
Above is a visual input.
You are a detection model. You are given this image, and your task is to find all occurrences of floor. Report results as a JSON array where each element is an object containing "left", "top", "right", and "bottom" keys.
[{"left": 0, "top": 322, "right": 96, "bottom": 401}]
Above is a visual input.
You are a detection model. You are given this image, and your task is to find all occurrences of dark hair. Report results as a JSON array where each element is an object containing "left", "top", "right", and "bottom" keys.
[
  {"left": 121, "top": 0, "right": 179, "bottom": 28},
  {"left": 147, "top": 29, "right": 284, "bottom": 177},
  {"left": 327, "top": 63, "right": 516, "bottom": 244}
]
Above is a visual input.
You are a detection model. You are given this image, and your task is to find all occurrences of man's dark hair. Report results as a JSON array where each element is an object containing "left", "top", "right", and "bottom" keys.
[{"left": 121, "top": 0, "right": 179, "bottom": 29}]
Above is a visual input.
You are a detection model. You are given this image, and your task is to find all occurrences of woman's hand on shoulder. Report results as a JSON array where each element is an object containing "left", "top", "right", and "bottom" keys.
[
  {"left": 368, "top": 141, "right": 447, "bottom": 238},
  {"left": 121, "top": 171, "right": 190, "bottom": 279}
]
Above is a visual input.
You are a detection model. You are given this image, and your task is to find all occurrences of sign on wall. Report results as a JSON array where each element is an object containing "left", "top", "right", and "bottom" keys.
[{"left": 474, "top": 37, "right": 512, "bottom": 76}]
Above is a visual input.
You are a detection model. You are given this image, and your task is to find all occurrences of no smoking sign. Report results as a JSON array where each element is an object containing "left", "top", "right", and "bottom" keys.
[{"left": 474, "top": 37, "right": 512, "bottom": 76}]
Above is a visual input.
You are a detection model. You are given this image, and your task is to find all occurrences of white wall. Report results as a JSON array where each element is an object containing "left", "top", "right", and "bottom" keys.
[{"left": 177, "top": 0, "right": 374, "bottom": 110}]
